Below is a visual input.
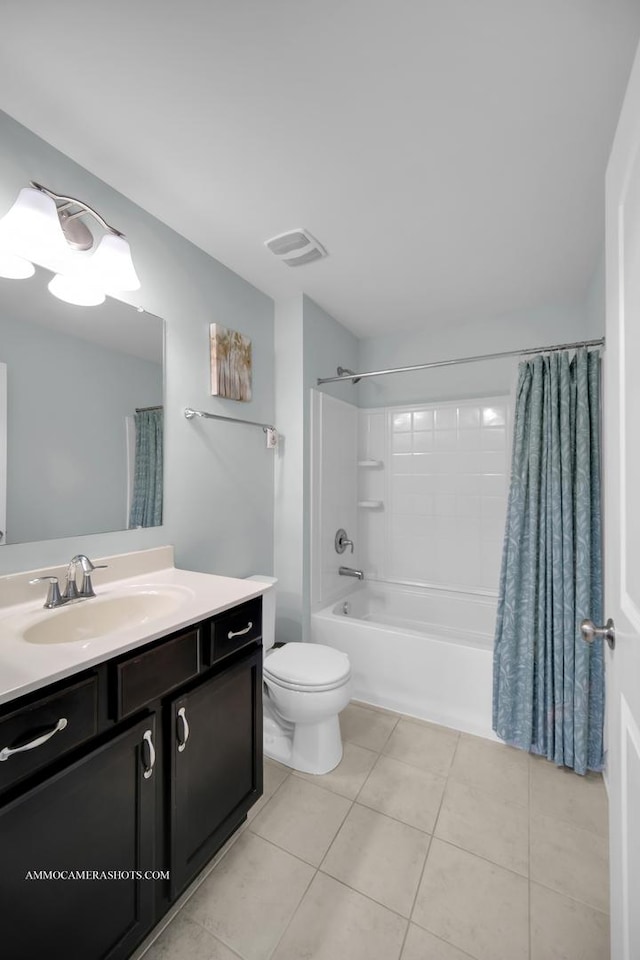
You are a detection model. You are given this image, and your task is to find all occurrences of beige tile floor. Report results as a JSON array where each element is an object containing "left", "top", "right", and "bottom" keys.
[{"left": 142, "top": 702, "right": 610, "bottom": 960}]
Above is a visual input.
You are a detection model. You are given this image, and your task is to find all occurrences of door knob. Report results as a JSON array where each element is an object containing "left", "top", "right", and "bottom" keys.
[{"left": 580, "top": 618, "right": 615, "bottom": 650}]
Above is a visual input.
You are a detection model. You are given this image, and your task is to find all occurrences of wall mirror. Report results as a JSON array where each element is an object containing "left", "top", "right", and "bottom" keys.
[{"left": 0, "top": 265, "right": 164, "bottom": 545}]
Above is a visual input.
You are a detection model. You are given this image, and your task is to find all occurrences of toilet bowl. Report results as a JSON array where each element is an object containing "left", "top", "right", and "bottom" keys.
[{"left": 248, "top": 575, "right": 352, "bottom": 775}]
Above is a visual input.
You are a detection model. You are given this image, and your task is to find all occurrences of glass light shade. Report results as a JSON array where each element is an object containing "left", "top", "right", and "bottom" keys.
[
  {"left": 48, "top": 273, "right": 106, "bottom": 307},
  {"left": 0, "top": 187, "right": 71, "bottom": 270},
  {"left": 0, "top": 253, "right": 35, "bottom": 279},
  {"left": 88, "top": 233, "right": 141, "bottom": 291}
]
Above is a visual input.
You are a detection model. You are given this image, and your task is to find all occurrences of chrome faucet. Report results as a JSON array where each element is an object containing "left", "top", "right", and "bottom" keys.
[
  {"left": 30, "top": 555, "right": 108, "bottom": 609},
  {"left": 63, "top": 555, "right": 108, "bottom": 600},
  {"left": 339, "top": 566, "right": 364, "bottom": 580}
]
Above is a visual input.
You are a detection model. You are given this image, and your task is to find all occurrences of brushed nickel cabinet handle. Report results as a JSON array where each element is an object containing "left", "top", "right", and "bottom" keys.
[
  {"left": 142, "top": 729, "right": 155, "bottom": 779},
  {"left": 0, "top": 718, "right": 68, "bottom": 761},
  {"left": 228, "top": 622, "right": 252, "bottom": 640},
  {"left": 176, "top": 707, "right": 190, "bottom": 753}
]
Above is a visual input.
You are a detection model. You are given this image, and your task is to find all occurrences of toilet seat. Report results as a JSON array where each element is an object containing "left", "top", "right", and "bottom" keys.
[
  {"left": 264, "top": 643, "right": 350, "bottom": 691},
  {"left": 264, "top": 670, "right": 351, "bottom": 693}
]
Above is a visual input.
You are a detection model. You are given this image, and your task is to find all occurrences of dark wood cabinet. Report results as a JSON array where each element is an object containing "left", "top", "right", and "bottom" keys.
[
  {"left": 0, "top": 674, "right": 98, "bottom": 794},
  {"left": 170, "top": 646, "right": 262, "bottom": 897},
  {"left": 0, "top": 597, "right": 263, "bottom": 960},
  {"left": 0, "top": 714, "right": 157, "bottom": 960}
]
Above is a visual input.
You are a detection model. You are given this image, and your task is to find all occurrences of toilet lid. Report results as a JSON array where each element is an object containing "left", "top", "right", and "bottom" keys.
[{"left": 264, "top": 643, "right": 350, "bottom": 687}]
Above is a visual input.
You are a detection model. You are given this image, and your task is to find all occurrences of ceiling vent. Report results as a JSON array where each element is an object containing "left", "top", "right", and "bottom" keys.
[{"left": 264, "top": 228, "right": 328, "bottom": 267}]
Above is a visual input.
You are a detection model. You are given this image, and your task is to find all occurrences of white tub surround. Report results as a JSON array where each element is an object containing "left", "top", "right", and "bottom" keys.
[
  {"left": 0, "top": 546, "right": 269, "bottom": 706},
  {"left": 358, "top": 397, "right": 510, "bottom": 592},
  {"left": 312, "top": 582, "right": 497, "bottom": 739}
]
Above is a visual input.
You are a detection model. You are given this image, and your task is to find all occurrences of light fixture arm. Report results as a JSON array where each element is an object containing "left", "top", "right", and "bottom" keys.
[{"left": 30, "top": 181, "right": 125, "bottom": 238}]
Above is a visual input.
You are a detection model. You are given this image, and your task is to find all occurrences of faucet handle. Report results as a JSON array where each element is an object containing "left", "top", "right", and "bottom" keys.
[
  {"left": 79, "top": 564, "right": 108, "bottom": 599},
  {"left": 29, "top": 576, "right": 63, "bottom": 609},
  {"left": 335, "top": 529, "right": 355, "bottom": 555}
]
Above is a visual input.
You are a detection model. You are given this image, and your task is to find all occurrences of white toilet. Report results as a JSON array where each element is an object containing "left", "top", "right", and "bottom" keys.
[{"left": 248, "top": 575, "right": 352, "bottom": 775}]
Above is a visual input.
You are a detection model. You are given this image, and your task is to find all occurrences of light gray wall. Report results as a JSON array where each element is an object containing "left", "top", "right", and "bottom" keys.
[
  {"left": 273, "top": 294, "right": 358, "bottom": 642},
  {"left": 0, "top": 110, "right": 274, "bottom": 576},
  {"left": 2, "top": 311, "right": 161, "bottom": 543},
  {"left": 356, "top": 300, "right": 600, "bottom": 409},
  {"left": 584, "top": 249, "right": 605, "bottom": 337},
  {"left": 273, "top": 296, "right": 305, "bottom": 644}
]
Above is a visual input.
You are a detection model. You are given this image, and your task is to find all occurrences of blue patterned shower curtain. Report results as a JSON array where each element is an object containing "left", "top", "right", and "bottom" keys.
[
  {"left": 129, "top": 409, "right": 164, "bottom": 528},
  {"left": 492, "top": 349, "right": 604, "bottom": 774}
]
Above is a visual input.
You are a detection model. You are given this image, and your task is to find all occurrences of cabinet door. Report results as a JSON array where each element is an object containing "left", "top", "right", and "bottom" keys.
[
  {"left": 0, "top": 715, "right": 157, "bottom": 960},
  {"left": 170, "top": 647, "right": 262, "bottom": 898}
]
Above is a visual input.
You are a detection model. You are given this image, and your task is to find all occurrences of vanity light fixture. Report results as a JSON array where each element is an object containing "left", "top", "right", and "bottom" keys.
[{"left": 0, "top": 182, "right": 140, "bottom": 305}]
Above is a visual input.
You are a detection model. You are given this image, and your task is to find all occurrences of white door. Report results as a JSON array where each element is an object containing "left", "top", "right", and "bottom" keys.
[{"left": 604, "top": 38, "right": 640, "bottom": 960}]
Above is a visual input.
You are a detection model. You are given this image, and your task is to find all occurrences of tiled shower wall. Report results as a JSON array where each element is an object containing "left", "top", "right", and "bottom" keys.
[{"left": 358, "top": 396, "right": 510, "bottom": 593}]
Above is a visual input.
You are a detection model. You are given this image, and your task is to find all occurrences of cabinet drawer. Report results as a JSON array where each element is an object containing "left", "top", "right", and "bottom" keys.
[
  {"left": 205, "top": 597, "right": 262, "bottom": 666},
  {"left": 114, "top": 628, "right": 200, "bottom": 719},
  {"left": 0, "top": 676, "right": 98, "bottom": 794}
]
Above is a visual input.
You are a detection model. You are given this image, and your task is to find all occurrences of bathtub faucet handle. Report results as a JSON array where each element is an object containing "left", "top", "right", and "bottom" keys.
[{"left": 335, "top": 529, "right": 354, "bottom": 555}]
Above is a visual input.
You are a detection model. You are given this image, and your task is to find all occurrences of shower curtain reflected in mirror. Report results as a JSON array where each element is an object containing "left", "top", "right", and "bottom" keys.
[
  {"left": 129, "top": 408, "right": 164, "bottom": 528},
  {"left": 493, "top": 348, "right": 604, "bottom": 774}
]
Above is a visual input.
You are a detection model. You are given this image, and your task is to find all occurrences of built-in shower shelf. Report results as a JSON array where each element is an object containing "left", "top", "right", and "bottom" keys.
[
  {"left": 357, "top": 459, "right": 384, "bottom": 468},
  {"left": 357, "top": 500, "right": 384, "bottom": 509}
]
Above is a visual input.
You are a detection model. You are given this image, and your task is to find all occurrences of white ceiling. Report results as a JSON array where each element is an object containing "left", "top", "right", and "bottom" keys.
[{"left": 1, "top": 1, "right": 639, "bottom": 338}]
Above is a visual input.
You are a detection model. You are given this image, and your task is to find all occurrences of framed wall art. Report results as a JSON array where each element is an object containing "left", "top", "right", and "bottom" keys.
[{"left": 210, "top": 324, "right": 252, "bottom": 402}]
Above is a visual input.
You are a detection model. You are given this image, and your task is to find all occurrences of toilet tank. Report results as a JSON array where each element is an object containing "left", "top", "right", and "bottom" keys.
[{"left": 247, "top": 575, "right": 278, "bottom": 651}]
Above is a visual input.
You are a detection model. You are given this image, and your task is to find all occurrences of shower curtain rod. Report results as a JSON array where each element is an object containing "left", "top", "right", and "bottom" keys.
[{"left": 316, "top": 337, "right": 605, "bottom": 385}]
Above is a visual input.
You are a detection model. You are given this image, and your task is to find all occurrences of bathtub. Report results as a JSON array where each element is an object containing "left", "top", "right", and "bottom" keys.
[{"left": 311, "top": 581, "right": 497, "bottom": 739}]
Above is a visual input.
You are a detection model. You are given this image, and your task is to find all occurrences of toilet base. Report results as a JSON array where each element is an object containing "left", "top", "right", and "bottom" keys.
[
  {"left": 263, "top": 714, "right": 294, "bottom": 767},
  {"left": 263, "top": 704, "right": 344, "bottom": 775}
]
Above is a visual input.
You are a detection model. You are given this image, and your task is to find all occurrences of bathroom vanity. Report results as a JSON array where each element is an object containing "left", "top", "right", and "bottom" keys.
[{"left": 0, "top": 550, "right": 265, "bottom": 960}]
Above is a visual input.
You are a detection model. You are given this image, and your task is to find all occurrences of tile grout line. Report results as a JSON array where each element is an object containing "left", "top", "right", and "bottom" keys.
[
  {"left": 187, "top": 919, "right": 247, "bottom": 960},
  {"left": 406, "top": 733, "right": 460, "bottom": 928},
  {"left": 246, "top": 770, "right": 293, "bottom": 830},
  {"left": 528, "top": 879, "right": 611, "bottom": 918},
  {"left": 378, "top": 746, "right": 451, "bottom": 779},
  {"left": 261, "top": 720, "right": 411, "bottom": 959},
  {"left": 290, "top": 764, "right": 374, "bottom": 802},
  {"left": 264, "top": 793, "right": 358, "bottom": 960},
  {"left": 312, "top": 869, "right": 413, "bottom": 925},
  {"left": 264, "top": 858, "right": 318, "bottom": 960},
  {"left": 428, "top": 729, "right": 462, "bottom": 839},
  {"left": 404, "top": 732, "right": 487, "bottom": 960},
  {"left": 353, "top": 796, "right": 435, "bottom": 837},
  {"left": 527, "top": 758, "right": 610, "bottom": 922}
]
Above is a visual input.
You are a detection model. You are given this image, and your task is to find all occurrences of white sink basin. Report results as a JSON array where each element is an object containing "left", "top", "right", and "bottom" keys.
[{"left": 22, "top": 588, "right": 191, "bottom": 645}]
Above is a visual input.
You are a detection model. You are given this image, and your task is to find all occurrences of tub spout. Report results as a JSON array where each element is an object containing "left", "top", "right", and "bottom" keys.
[{"left": 339, "top": 566, "right": 364, "bottom": 580}]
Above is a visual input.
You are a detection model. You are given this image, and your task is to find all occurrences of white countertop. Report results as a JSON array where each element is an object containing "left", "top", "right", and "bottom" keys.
[{"left": 0, "top": 549, "right": 269, "bottom": 708}]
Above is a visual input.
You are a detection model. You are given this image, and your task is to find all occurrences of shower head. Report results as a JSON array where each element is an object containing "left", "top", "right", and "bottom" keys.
[{"left": 337, "top": 366, "right": 361, "bottom": 384}]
